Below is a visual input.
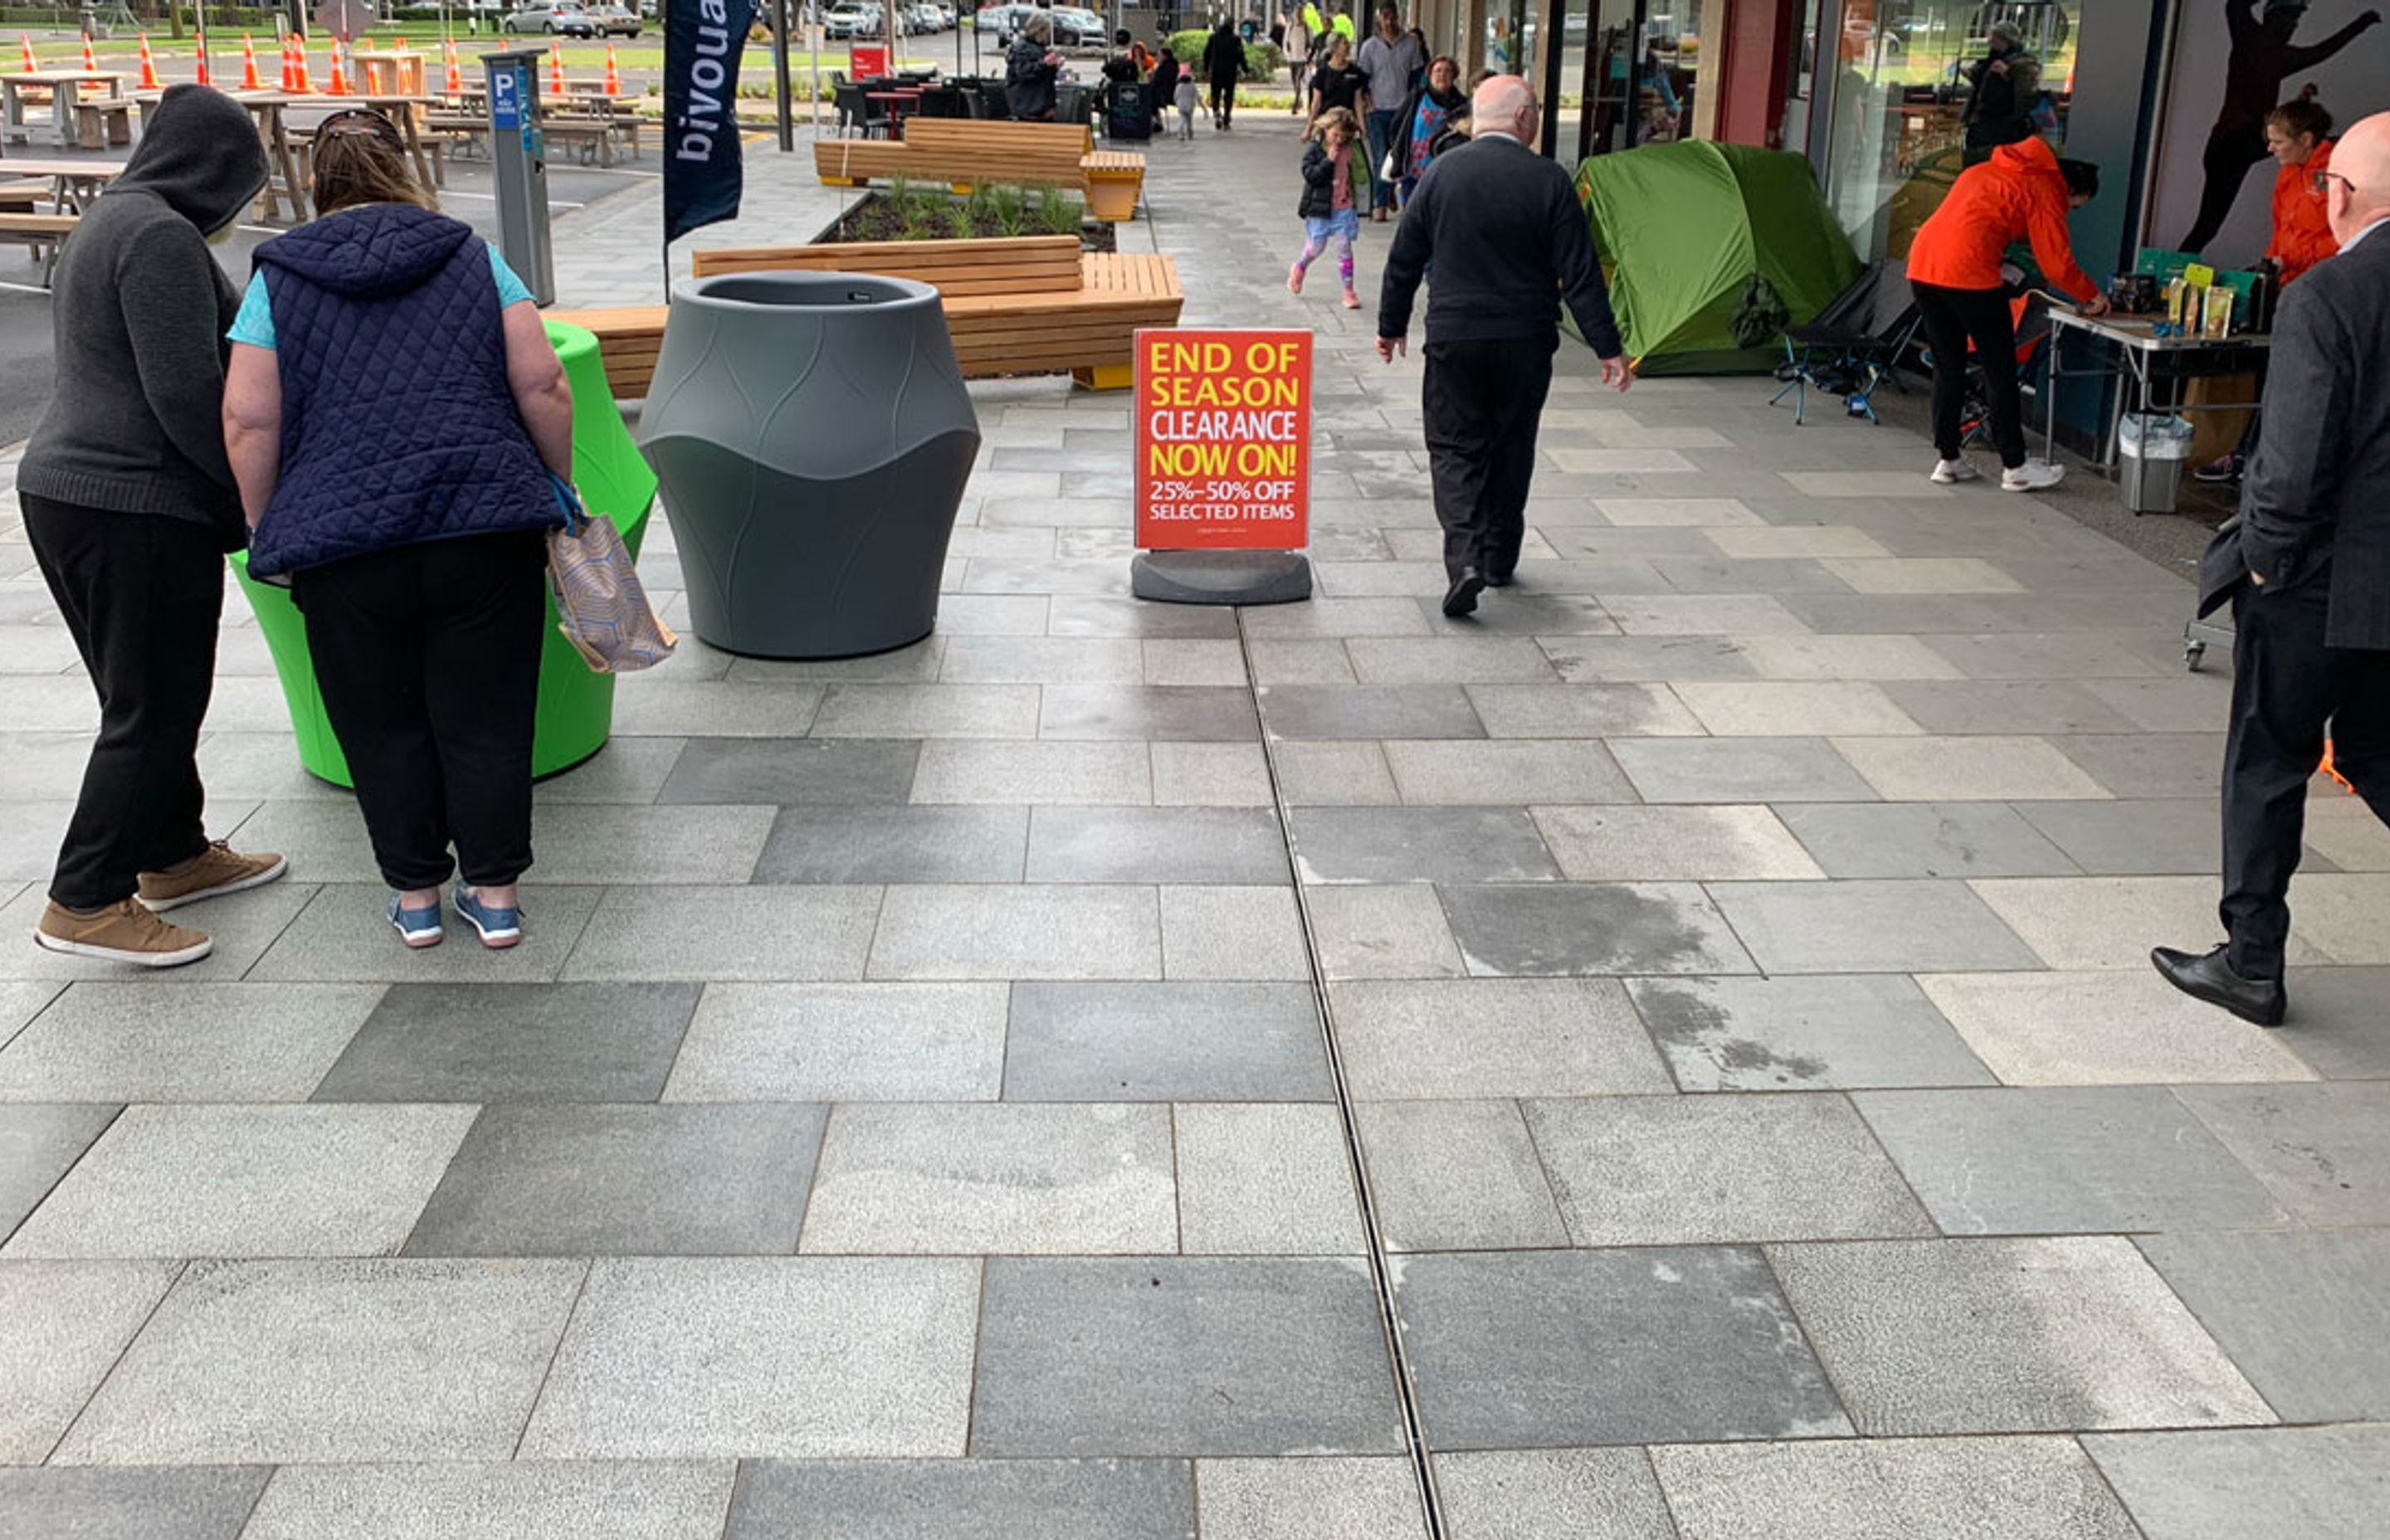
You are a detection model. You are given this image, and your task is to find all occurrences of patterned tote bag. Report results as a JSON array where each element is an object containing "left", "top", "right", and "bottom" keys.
[{"left": 546, "top": 475, "right": 677, "bottom": 674}]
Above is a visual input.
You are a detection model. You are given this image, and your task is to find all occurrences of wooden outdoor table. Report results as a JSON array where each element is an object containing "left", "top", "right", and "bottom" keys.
[
  {"left": 228, "top": 92, "right": 308, "bottom": 222},
  {"left": 0, "top": 71, "right": 129, "bottom": 149},
  {"left": 0, "top": 158, "right": 124, "bottom": 212}
]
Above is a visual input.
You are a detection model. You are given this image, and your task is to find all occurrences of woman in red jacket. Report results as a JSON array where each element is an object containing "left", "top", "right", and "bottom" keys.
[
  {"left": 1907, "top": 137, "right": 2108, "bottom": 492},
  {"left": 2197, "top": 93, "right": 2339, "bottom": 485}
]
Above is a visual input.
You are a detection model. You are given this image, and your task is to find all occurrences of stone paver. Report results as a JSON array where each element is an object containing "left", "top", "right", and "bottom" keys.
[{"left": 1, "top": 114, "right": 2381, "bottom": 1538}]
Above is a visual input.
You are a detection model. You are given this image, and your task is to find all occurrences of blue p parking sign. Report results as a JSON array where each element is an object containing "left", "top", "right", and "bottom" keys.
[{"left": 491, "top": 67, "right": 520, "bottom": 131}]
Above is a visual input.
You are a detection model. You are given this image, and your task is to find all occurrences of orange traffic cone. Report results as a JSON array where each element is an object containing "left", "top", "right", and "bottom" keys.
[
  {"left": 193, "top": 39, "right": 210, "bottom": 85},
  {"left": 17, "top": 35, "right": 35, "bottom": 74},
  {"left": 325, "top": 46, "right": 350, "bottom": 95},
  {"left": 603, "top": 42, "right": 621, "bottom": 95},
  {"left": 442, "top": 37, "right": 462, "bottom": 96},
  {"left": 241, "top": 34, "right": 261, "bottom": 90},
  {"left": 80, "top": 33, "right": 97, "bottom": 72},
  {"left": 293, "top": 41, "right": 314, "bottom": 93},
  {"left": 548, "top": 41, "right": 566, "bottom": 97},
  {"left": 136, "top": 34, "right": 159, "bottom": 90}
]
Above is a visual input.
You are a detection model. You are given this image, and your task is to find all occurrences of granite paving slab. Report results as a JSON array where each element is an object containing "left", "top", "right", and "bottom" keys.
[
  {"left": 1393, "top": 1246, "right": 1851, "bottom": 1448},
  {"left": 2084, "top": 1425, "right": 2390, "bottom": 1540},
  {"left": 1194, "top": 1457, "right": 1427, "bottom": 1540},
  {"left": 562, "top": 885, "right": 881, "bottom": 982},
  {"left": 1026, "top": 807, "right": 1290, "bottom": 885},
  {"left": 403, "top": 1103, "right": 827, "bottom": 1257},
  {"left": 1174, "top": 1103, "right": 1366, "bottom": 1255},
  {"left": 869, "top": 885, "right": 1162, "bottom": 981},
  {"left": 1627, "top": 974, "right": 1994, "bottom": 1091},
  {"left": 0, "top": 982, "right": 377, "bottom": 1104},
  {"left": 2174, "top": 1083, "right": 2390, "bottom": 1226},
  {"left": 1650, "top": 1435, "right": 2140, "bottom": 1540},
  {"left": 240, "top": 1462, "right": 737, "bottom": 1540},
  {"left": 312, "top": 982, "right": 695, "bottom": 1104},
  {"left": 1705, "top": 880, "right": 2039, "bottom": 974},
  {"left": 1855, "top": 1086, "right": 2291, "bottom": 1234},
  {"left": 56, "top": 1257, "right": 585, "bottom": 1464},
  {"left": 2136, "top": 1230, "right": 2390, "bottom": 1424},
  {"left": 1158, "top": 886, "right": 1313, "bottom": 981},
  {"left": 1608, "top": 737, "right": 1880, "bottom": 803},
  {"left": 0, "top": 1100, "right": 116, "bottom": 1242},
  {"left": 1432, "top": 1447, "right": 1678, "bottom": 1540},
  {"left": 662, "top": 982, "right": 1008, "bottom": 1102},
  {"left": 1290, "top": 807, "right": 1561, "bottom": 885},
  {"left": 724, "top": 1459, "right": 1196, "bottom": 1540},
  {"left": 1004, "top": 982, "right": 1328, "bottom": 1102},
  {"left": 1773, "top": 802, "right": 2079, "bottom": 879},
  {"left": 1439, "top": 883, "right": 1757, "bottom": 977},
  {"left": 654, "top": 737, "right": 923, "bottom": 806},
  {"left": 1917, "top": 969, "right": 2315, "bottom": 1084},
  {"left": 970, "top": 1256, "right": 1404, "bottom": 1456},
  {"left": 1766, "top": 1236, "right": 2275, "bottom": 1435},
  {"left": 1532, "top": 805, "right": 1825, "bottom": 882},
  {"left": 519, "top": 1257, "right": 979, "bottom": 1459},
  {"left": 0, "top": 1257, "right": 181, "bottom": 1461},
  {"left": 1356, "top": 1099, "right": 1572, "bottom": 1251},
  {"left": 0, "top": 1467, "right": 270, "bottom": 1540}
]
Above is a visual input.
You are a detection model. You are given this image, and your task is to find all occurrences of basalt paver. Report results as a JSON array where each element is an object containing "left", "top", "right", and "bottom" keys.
[{"left": 0, "top": 119, "right": 2386, "bottom": 1538}]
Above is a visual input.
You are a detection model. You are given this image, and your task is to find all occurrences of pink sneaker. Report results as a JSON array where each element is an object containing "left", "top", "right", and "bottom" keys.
[
  {"left": 1288, "top": 263, "right": 1305, "bottom": 295},
  {"left": 1341, "top": 290, "right": 1361, "bottom": 309}
]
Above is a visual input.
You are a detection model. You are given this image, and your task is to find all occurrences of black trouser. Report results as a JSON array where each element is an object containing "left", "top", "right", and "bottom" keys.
[
  {"left": 21, "top": 495, "right": 221, "bottom": 911},
  {"left": 2220, "top": 576, "right": 2390, "bottom": 978},
  {"left": 1422, "top": 334, "right": 1556, "bottom": 583},
  {"left": 1911, "top": 280, "right": 2025, "bottom": 469},
  {"left": 1210, "top": 79, "right": 1233, "bottom": 125},
  {"left": 2183, "top": 119, "right": 2269, "bottom": 258},
  {"left": 291, "top": 531, "right": 548, "bottom": 893}
]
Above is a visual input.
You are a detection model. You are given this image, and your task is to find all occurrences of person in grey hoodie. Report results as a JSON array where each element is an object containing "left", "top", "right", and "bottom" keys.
[{"left": 17, "top": 84, "right": 287, "bottom": 967}]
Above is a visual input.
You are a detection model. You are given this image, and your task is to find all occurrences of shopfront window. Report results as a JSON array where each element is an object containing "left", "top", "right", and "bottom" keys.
[
  {"left": 1574, "top": 0, "right": 1705, "bottom": 155},
  {"left": 1818, "top": 0, "right": 2083, "bottom": 259}
]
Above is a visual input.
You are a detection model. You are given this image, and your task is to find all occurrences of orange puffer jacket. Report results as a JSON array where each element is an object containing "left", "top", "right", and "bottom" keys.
[{"left": 1907, "top": 135, "right": 2096, "bottom": 302}]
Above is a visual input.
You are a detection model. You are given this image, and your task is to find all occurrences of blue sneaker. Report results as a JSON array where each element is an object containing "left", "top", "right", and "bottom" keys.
[
  {"left": 388, "top": 894, "right": 443, "bottom": 949},
  {"left": 452, "top": 883, "right": 522, "bottom": 949}
]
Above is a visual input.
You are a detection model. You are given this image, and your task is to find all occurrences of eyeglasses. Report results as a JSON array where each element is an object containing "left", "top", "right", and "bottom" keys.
[
  {"left": 316, "top": 108, "right": 403, "bottom": 147},
  {"left": 2314, "top": 170, "right": 2373, "bottom": 196}
]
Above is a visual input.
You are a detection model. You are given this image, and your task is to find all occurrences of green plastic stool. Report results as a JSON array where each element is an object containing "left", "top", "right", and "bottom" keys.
[{"left": 232, "top": 320, "right": 659, "bottom": 788}]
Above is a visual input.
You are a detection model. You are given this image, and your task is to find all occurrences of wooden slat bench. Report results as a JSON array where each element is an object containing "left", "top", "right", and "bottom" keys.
[
  {"left": 812, "top": 119, "right": 1145, "bottom": 222},
  {"left": 73, "top": 97, "right": 134, "bottom": 149},
  {"left": 548, "top": 234, "right": 1182, "bottom": 397}
]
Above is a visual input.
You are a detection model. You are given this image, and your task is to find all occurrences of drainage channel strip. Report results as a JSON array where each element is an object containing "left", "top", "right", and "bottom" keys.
[{"left": 1234, "top": 607, "right": 1447, "bottom": 1540}]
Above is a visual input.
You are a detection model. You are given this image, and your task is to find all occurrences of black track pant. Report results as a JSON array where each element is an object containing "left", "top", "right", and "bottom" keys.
[
  {"left": 21, "top": 496, "right": 220, "bottom": 910},
  {"left": 292, "top": 530, "right": 549, "bottom": 893},
  {"left": 2220, "top": 576, "right": 2390, "bottom": 978},
  {"left": 1422, "top": 334, "right": 1556, "bottom": 583},
  {"left": 1210, "top": 79, "right": 1234, "bottom": 125},
  {"left": 1912, "top": 280, "right": 2025, "bottom": 469}
]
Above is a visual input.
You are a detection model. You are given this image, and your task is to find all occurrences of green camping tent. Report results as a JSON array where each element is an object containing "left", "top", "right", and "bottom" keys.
[{"left": 1573, "top": 141, "right": 1860, "bottom": 375}]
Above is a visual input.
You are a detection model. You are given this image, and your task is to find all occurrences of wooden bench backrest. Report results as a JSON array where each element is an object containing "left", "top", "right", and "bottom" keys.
[
  {"left": 901, "top": 119, "right": 1095, "bottom": 158},
  {"left": 691, "top": 236, "right": 1084, "bottom": 297}
]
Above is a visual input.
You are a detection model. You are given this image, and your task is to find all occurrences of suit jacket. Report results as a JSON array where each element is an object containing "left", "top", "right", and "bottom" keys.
[{"left": 2201, "top": 223, "right": 2390, "bottom": 648}]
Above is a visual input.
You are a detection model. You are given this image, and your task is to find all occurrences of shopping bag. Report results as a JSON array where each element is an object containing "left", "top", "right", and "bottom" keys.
[{"left": 545, "top": 475, "right": 676, "bottom": 674}]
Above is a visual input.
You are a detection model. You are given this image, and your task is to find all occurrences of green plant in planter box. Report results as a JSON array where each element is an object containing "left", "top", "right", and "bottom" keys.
[
  {"left": 987, "top": 183, "right": 1027, "bottom": 238},
  {"left": 1032, "top": 183, "right": 1082, "bottom": 237},
  {"left": 945, "top": 199, "right": 978, "bottom": 240}
]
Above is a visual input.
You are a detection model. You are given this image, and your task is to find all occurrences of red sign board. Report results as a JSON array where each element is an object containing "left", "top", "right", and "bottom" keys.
[
  {"left": 849, "top": 43, "right": 891, "bottom": 79},
  {"left": 1134, "top": 329, "right": 1312, "bottom": 551}
]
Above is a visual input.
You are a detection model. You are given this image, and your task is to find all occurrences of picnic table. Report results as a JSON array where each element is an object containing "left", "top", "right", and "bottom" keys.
[
  {"left": 225, "top": 92, "right": 309, "bottom": 222},
  {"left": 869, "top": 85, "right": 924, "bottom": 134},
  {"left": 0, "top": 158, "right": 124, "bottom": 212},
  {"left": 0, "top": 71, "right": 130, "bottom": 149}
]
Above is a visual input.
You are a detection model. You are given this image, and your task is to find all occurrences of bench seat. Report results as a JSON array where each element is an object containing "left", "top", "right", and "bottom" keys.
[{"left": 812, "top": 119, "right": 1144, "bottom": 222}]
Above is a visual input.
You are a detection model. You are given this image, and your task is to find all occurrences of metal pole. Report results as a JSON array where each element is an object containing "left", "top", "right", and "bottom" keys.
[
  {"left": 810, "top": 6, "right": 822, "bottom": 129},
  {"left": 774, "top": 0, "right": 794, "bottom": 147}
]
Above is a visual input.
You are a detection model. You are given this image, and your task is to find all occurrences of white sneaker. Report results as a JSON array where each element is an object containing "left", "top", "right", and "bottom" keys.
[
  {"left": 2001, "top": 459, "right": 2066, "bottom": 493},
  {"left": 1929, "top": 458, "right": 1982, "bottom": 485}
]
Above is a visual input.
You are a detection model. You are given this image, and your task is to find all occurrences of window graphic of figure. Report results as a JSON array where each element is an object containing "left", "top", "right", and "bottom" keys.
[{"left": 2180, "top": 0, "right": 2379, "bottom": 253}]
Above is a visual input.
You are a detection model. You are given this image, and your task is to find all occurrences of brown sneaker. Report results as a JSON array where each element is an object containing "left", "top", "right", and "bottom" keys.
[
  {"left": 34, "top": 899, "right": 213, "bottom": 967},
  {"left": 138, "top": 841, "right": 289, "bottom": 913}
]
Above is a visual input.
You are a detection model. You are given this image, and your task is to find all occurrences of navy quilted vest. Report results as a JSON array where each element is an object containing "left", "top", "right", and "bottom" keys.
[{"left": 245, "top": 203, "right": 557, "bottom": 580}]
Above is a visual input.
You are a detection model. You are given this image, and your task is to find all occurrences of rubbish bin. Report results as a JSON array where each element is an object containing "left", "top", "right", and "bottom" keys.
[
  {"left": 2119, "top": 412, "right": 2192, "bottom": 515},
  {"left": 639, "top": 271, "right": 980, "bottom": 659},
  {"left": 232, "top": 320, "right": 657, "bottom": 787}
]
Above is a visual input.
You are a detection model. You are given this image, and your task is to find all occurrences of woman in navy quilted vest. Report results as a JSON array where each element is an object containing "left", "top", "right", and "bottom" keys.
[{"left": 223, "top": 110, "right": 576, "bottom": 951}]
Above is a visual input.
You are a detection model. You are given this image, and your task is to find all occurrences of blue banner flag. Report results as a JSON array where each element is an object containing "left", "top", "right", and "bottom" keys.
[{"left": 664, "top": 0, "right": 757, "bottom": 246}]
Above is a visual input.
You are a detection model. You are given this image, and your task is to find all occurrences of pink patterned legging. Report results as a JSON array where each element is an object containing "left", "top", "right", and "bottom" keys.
[{"left": 1294, "top": 231, "right": 1355, "bottom": 291}]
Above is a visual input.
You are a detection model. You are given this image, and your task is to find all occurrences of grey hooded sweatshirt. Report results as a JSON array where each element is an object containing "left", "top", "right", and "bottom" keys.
[{"left": 18, "top": 85, "right": 268, "bottom": 545}]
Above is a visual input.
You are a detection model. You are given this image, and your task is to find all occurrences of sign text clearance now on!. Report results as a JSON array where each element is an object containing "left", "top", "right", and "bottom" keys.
[{"left": 1133, "top": 329, "right": 1313, "bottom": 552}]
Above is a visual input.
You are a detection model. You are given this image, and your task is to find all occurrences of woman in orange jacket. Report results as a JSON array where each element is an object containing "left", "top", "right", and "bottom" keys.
[
  {"left": 2197, "top": 94, "right": 2339, "bottom": 484},
  {"left": 1906, "top": 136, "right": 2107, "bottom": 492}
]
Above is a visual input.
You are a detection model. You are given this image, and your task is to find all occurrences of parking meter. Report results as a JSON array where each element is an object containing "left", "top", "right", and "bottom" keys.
[{"left": 483, "top": 49, "right": 556, "bottom": 305}]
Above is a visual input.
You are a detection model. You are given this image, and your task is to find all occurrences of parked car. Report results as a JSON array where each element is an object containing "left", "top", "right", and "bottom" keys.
[
  {"left": 1048, "top": 5, "right": 1105, "bottom": 46},
  {"left": 906, "top": 2, "right": 943, "bottom": 32},
  {"left": 824, "top": 0, "right": 883, "bottom": 37},
  {"left": 590, "top": 2, "right": 641, "bottom": 35},
  {"left": 975, "top": 2, "right": 1033, "bottom": 36},
  {"left": 934, "top": 1, "right": 957, "bottom": 26},
  {"left": 506, "top": 1, "right": 598, "bottom": 33}
]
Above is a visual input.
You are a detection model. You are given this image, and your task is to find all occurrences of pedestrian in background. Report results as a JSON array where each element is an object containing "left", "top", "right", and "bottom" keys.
[
  {"left": 1150, "top": 34, "right": 1183, "bottom": 136},
  {"left": 1386, "top": 52, "right": 1465, "bottom": 206},
  {"left": 223, "top": 109, "right": 575, "bottom": 952},
  {"left": 1378, "top": 76, "right": 1632, "bottom": 618},
  {"left": 1290, "top": 105, "right": 1365, "bottom": 309},
  {"left": 1203, "top": 16, "right": 1245, "bottom": 130},
  {"left": 2158, "top": 110, "right": 2390, "bottom": 1027},
  {"left": 1960, "top": 18, "right": 2036, "bottom": 158},
  {"left": 1006, "top": 15, "right": 1061, "bottom": 121},
  {"left": 18, "top": 85, "right": 285, "bottom": 967},
  {"left": 1307, "top": 32, "right": 1367, "bottom": 125},
  {"left": 1355, "top": 4, "right": 1422, "bottom": 220}
]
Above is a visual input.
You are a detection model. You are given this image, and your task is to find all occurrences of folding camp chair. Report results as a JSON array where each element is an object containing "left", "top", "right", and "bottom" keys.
[{"left": 1770, "top": 257, "right": 1921, "bottom": 426}]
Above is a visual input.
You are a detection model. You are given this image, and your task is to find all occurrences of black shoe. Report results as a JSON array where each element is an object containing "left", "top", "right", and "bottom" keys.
[
  {"left": 2151, "top": 943, "right": 2286, "bottom": 1027},
  {"left": 1484, "top": 568, "right": 1515, "bottom": 588},
  {"left": 2192, "top": 454, "right": 2243, "bottom": 485},
  {"left": 1441, "top": 568, "right": 1485, "bottom": 617}
]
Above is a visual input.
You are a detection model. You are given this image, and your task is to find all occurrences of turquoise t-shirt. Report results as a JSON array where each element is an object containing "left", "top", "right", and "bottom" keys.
[{"left": 228, "top": 246, "right": 534, "bottom": 349}]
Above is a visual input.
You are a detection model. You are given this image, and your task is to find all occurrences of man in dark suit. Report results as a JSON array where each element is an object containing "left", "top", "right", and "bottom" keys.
[
  {"left": 2156, "top": 110, "right": 2390, "bottom": 1026},
  {"left": 1377, "top": 75, "right": 1632, "bottom": 618}
]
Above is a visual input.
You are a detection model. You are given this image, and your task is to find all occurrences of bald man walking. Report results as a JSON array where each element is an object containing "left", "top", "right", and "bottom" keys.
[
  {"left": 2157, "top": 110, "right": 2390, "bottom": 1026},
  {"left": 1378, "top": 76, "right": 1631, "bottom": 618}
]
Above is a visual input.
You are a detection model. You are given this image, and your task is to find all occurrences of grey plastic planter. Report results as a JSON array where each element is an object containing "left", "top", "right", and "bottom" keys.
[{"left": 639, "top": 271, "right": 982, "bottom": 658}]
